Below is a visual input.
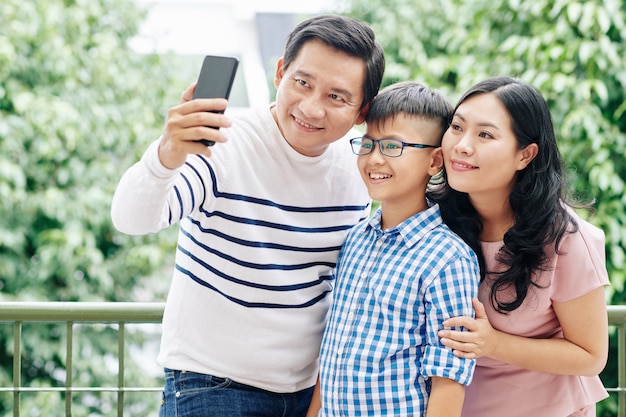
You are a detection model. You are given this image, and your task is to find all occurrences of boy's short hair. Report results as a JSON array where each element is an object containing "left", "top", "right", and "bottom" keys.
[
  {"left": 283, "top": 14, "right": 385, "bottom": 111},
  {"left": 366, "top": 81, "right": 453, "bottom": 142}
]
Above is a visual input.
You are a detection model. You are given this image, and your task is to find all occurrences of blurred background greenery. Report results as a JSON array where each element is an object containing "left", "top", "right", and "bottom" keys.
[{"left": 0, "top": 0, "right": 624, "bottom": 415}]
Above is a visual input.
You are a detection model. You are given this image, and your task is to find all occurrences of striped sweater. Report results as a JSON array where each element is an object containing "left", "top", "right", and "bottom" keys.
[{"left": 111, "top": 105, "right": 370, "bottom": 392}]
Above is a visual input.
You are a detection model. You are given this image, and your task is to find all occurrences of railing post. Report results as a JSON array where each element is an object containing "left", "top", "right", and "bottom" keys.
[
  {"left": 66, "top": 321, "right": 73, "bottom": 417},
  {"left": 13, "top": 322, "right": 21, "bottom": 417},
  {"left": 617, "top": 323, "right": 626, "bottom": 417},
  {"left": 118, "top": 322, "right": 125, "bottom": 417}
]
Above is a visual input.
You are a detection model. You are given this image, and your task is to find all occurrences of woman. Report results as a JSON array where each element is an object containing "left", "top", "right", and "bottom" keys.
[{"left": 431, "top": 76, "right": 609, "bottom": 416}]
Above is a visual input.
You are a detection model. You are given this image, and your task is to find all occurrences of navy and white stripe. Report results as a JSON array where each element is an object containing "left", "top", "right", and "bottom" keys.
[
  {"left": 319, "top": 205, "right": 480, "bottom": 416},
  {"left": 169, "top": 154, "right": 368, "bottom": 308},
  {"left": 111, "top": 106, "right": 371, "bottom": 393}
]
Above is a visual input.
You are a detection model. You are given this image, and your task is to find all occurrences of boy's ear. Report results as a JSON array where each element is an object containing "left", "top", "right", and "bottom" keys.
[
  {"left": 428, "top": 148, "right": 444, "bottom": 176},
  {"left": 356, "top": 101, "right": 370, "bottom": 125}
]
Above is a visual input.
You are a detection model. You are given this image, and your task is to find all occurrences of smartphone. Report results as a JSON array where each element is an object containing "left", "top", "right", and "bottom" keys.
[{"left": 192, "top": 55, "right": 239, "bottom": 146}]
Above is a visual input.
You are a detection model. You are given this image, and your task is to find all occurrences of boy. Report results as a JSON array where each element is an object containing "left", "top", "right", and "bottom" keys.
[
  {"left": 309, "top": 82, "right": 480, "bottom": 416},
  {"left": 111, "top": 14, "right": 384, "bottom": 417}
]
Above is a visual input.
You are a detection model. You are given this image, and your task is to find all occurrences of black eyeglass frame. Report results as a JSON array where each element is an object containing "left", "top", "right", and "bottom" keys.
[{"left": 349, "top": 136, "right": 439, "bottom": 158}]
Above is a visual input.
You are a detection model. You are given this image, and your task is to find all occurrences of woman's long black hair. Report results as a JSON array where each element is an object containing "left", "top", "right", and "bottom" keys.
[{"left": 428, "top": 76, "right": 578, "bottom": 313}]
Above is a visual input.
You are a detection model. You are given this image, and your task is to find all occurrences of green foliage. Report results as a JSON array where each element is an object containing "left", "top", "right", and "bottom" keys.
[
  {"left": 0, "top": 0, "right": 181, "bottom": 303},
  {"left": 345, "top": 0, "right": 625, "bottom": 414},
  {"left": 345, "top": 0, "right": 626, "bottom": 294},
  {"left": 0, "top": 0, "right": 186, "bottom": 414}
]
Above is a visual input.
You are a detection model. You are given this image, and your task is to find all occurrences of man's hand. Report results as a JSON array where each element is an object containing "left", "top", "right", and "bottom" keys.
[{"left": 158, "top": 83, "right": 232, "bottom": 169}]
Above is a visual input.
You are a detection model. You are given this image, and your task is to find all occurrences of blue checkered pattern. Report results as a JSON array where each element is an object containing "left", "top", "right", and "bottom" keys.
[{"left": 318, "top": 204, "right": 480, "bottom": 416}]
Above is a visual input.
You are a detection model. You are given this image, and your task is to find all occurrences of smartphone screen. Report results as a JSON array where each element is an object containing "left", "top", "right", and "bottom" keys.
[{"left": 193, "top": 55, "right": 239, "bottom": 146}]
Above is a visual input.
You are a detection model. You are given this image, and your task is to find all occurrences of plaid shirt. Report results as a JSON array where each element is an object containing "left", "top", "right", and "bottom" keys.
[{"left": 318, "top": 204, "right": 479, "bottom": 416}]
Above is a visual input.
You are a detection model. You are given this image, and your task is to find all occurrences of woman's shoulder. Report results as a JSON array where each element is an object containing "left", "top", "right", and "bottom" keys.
[
  {"left": 550, "top": 207, "right": 610, "bottom": 300},
  {"left": 564, "top": 207, "right": 606, "bottom": 251}
]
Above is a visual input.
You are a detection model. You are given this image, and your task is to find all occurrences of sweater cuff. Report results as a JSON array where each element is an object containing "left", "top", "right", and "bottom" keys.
[{"left": 142, "top": 138, "right": 181, "bottom": 180}]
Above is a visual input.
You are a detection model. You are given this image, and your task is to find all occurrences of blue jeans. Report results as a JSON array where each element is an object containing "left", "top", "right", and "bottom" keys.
[{"left": 159, "top": 369, "right": 314, "bottom": 417}]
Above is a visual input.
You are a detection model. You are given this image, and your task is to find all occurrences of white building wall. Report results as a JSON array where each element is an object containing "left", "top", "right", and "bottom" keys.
[{"left": 132, "top": 0, "right": 340, "bottom": 108}]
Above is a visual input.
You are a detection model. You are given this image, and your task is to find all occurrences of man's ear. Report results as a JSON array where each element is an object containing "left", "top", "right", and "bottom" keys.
[
  {"left": 516, "top": 143, "right": 539, "bottom": 171},
  {"left": 273, "top": 57, "right": 285, "bottom": 89},
  {"left": 428, "top": 148, "right": 444, "bottom": 176},
  {"left": 356, "top": 101, "right": 370, "bottom": 125}
]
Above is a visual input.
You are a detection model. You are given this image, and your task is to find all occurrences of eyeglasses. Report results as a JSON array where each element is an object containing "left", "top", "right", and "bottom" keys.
[{"left": 349, "top": 136, "right": 438, "bottom": 158}]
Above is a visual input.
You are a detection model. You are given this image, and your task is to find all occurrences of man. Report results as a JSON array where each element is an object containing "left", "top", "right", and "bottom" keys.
[{"left": 111, "top": 14, "right": 384, "bottom": 417}]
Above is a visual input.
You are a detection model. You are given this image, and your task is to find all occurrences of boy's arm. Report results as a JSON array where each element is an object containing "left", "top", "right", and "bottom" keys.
[
  {"left": 425, "top": 376, "right": 465, "bottom": 417},
  {"left": 422, "top": 250, "right": 477, "bottom": 417},
  {"left": 440, "top": 288, "right": 608, "bottom": 375},
  {"left": 305, "top": 376, "right": 321, "bottom": 417}
]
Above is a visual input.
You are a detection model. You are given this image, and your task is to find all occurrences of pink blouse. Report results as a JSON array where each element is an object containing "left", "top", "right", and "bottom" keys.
[{"left": 461, "top": 212, "right": 610, "bottom": 416}]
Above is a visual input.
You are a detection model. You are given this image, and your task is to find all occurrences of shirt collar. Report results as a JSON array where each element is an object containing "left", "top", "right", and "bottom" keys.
[{"left": 367, "top": 203, "right": 443, "bottom": 248}]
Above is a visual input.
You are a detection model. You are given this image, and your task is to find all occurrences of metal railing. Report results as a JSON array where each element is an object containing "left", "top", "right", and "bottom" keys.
[
  {"left": 609, "top": 305, "right": 626, "bottom": 417},
  {"left": 0, "top": 302, "right": 164, "bottom": 417},
  {"left": 0, "top": 302, "right": 624, "bottom": 416}
]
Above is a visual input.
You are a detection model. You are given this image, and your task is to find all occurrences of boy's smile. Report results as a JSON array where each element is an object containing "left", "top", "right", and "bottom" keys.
[{"left": 358, "top": 113, "right": 442, "bottom": 229}]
